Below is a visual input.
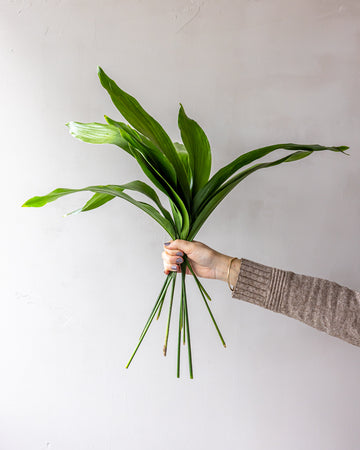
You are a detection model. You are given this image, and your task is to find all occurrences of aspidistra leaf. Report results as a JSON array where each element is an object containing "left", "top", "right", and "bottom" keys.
[
  {"left": 66, "top": 121, "right": 131, "bottom": 154},
  {"left": 129, "top": 146, "right": 189, "bottom": 238},
  {"left": 174, "top": 142, "right": 192, "bottom": 186},
  {"left": 97, "top": 67, "right": 191, "bottom": 205},
  {"left": 193, "top": 143, "right": 349, "bottom": 215},
  {"left": 178, "top": 104, "right": 211, "bottom": 197},
  {"left": 105, "top": 116, "right": 177, "bottom": 188},
  {"left": 23, "top": 184, "right": 176, "bottom": 238},
  {"left": 65, "top": 192, "right": 115, "bottom": 216},
  {"left": 188, "top": 151, "right": 313, "bottom": 240}
]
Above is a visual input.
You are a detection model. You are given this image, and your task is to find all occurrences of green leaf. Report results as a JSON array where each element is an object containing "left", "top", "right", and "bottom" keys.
[
  {"left": 97, "top": 67, "right": 191, "bottom": 204},
  {"left": 128, "top": 145, "right": 189, "bottom": 239},
  {"left": 193, "top": 143, "right": 349, "bottom": 215},
  {"left": 105, "top": 116, "right": 177, "bottom": 187},
  {"left": 66, "top": 192, "right": 115, "bottom": 215},
  {"left": 170, "top": 200, "right": 183, "bottom": 233},
  {"left": 23, "top": 183, "right": 176, "bottom": 238},
  {"left": 174, "top": 142, "right": 192, "bottom": 186},
  {"left": 188, "top": 151, "right": 314, "bottom": 240},
  {"left": 120, "top": 180, "right": 175, "bottom": 226},
  {"left": 82, "top": 192, "right": 114, "bottom": 211},
  {"left": 66, "top": 121, "right": 131, "bottom": 154},
  {"left": 23, "top": 188, "right": 79, "bottom": 207},
  {"left": 178, "top": 104, "right": 211, "bottom": 196}
]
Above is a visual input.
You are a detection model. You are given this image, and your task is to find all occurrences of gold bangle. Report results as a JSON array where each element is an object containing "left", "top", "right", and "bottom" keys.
[{"left": 227, "top": 257, "right": 238, "bottom": 292}]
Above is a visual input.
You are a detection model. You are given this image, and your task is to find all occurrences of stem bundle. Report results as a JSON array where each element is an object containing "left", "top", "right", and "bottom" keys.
[{"left": 125, "top": 255, "right": 225, "bottom": 378}]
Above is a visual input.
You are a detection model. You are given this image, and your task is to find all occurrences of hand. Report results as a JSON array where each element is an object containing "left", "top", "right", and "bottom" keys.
[{"left": 162, "top": 240, "right": 241, "bottom": 285}]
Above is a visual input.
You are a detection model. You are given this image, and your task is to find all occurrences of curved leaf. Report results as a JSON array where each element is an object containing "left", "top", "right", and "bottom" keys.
[
  {"left": 66, "top": 192, "right": 115, "bottom": 215},
  {"left": 193, "top": 143, "right": 349, "bottom": 215},
  {"left": 129, "top": 146, "right": 189, "bottom": 238},
  {"left": 174, "top": 142, "right": 192, "bottom": 186},
  {"left": 105, "top": 116, "right": 177, "bottom": 188},
  {"left": 178, "top": 104, "right": 211, "bottom": 197},
  {"left": 170, "top": 200, "right": 183, "bottom": 233},
  {"left": 97, "top": 67, "right": 191, "bottom": 205},
  {"left": 66, "top": 121, "right": 131, "bottom": 154},
  {"left": 120, "top": 180, "right": 175, "bottom": 226},
  {"left": 188, "top": 151, "right": 313, "bottom": 240},
  {"left": 23, "top": 183, "right": 176, "bottom": 238}
]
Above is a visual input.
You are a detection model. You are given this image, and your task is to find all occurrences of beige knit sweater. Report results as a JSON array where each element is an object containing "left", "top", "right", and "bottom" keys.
[{"left": 232, "top": 258, "right": 360, "bottom": 347}]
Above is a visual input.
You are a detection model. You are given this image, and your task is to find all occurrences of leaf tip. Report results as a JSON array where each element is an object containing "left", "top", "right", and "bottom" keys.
[
  {"left": 339, "top": 145, "right": 350, "bottom": 155},
  {"left": 97, "top": 66, "right": 106, "bottom": 85},
  {"left": 22, "top": 197, "right": 38, "bottom": 207}
]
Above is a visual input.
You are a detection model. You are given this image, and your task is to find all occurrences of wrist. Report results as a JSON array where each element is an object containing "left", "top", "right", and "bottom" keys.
[
  {"left": 229, "top": 258, "right": 241, "bottom": 288},
  {"left": 215, "top": 254, "right": 241, "bottom": 285}
]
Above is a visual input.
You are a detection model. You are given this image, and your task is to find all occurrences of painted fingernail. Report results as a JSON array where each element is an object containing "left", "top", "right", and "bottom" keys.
[
  {"left": 176, "top": 251, "right": 183, "bottom": 256},
  {"left": 176, "top": 258, "right": 183, "bottom": 264},
  {"left": 171, "top": 265, "right": 177, "bottom": 271},
  {"left": 164, "top": 242, "right": 171, "bottom": 246}
]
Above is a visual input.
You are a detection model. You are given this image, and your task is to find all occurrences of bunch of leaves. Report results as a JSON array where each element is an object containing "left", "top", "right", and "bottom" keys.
[{"left": 23, "top": 67, "right": 349, "bottom": 378}]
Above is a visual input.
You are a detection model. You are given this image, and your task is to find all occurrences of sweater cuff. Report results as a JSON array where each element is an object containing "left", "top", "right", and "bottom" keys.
[{"left": 232, "top": 258, "right": 287, "bottom": 312}]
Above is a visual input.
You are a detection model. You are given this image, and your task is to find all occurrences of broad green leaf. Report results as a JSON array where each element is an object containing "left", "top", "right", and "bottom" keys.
[
  {"left": 188, "top": 151, "right": 313, "bottom": 240},
  {"left": 82, "top": 192, "right": 114, "bottom": 211},
  {"left": 23, "top": 184, "right": 176, "bottom": 238},
  {"left": 105, "top": 116, "right": 177, "bottom": 187},
  {"left": 174, "top": 142, "right": 192, "bottom": 186},
  {"left": 66, "top": 192, "right": 115, "bottom": 215},
  {"left": 97, "top": 67, "right": 191, "bottom": 204},
  {"left": 129, "top": 146, "right": 189, "bottom": 238},
  {"left": 66, "top": 121, "right": 131, "bottom": 154},
  {"left": 193, "top": 143, "right": 349, "bottom": 215},
  {"left": 178, "top": 104, "right": 211, "bottom": 196},
  {"left": 170, "top": 200, "right": 183, "bottom": 233},
  {"left": 119, "top": 180, "right": 175, "bottom": 226},
  {"left": 66, "top": 181, "right": 174, "bottom": 225}
]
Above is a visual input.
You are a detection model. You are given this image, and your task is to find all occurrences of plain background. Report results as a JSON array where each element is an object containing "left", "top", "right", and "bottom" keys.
[{"left": 1, "top": 0, "right": 359, "bottom": 449}]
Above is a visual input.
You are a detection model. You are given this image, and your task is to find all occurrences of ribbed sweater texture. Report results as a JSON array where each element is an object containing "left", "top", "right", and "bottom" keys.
[{"left": 232, "top": 259, "right": 360, "bottom": 347}]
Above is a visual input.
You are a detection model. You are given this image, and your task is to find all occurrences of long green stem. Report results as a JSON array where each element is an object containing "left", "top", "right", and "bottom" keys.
[
  {"left": 182, "top": 261, "right": 193, "bottom": 379},
  {"left": 139, "top": 273, "right": 172, "bottom": 340},
  {"left": 126, "top": 274, "right": 173, "bottom": 369},
  {"left": 156, "top": 289, "right": 166, "bottom": 320},
  {"left": 197, "top": 284, "right": 226, "bottom": 347},
  {"left": 186, "top": 260, "right": 226, "bottom": 348},
  {"left": 177, "top": 278, "right": 184, "bottom": 378},
  {"left": 186, "top": 260, "right": 212, "bottom": 301},
  {"left": 182, "top": 276, "right": 186, "bottom": 346},
  {"left": 163, "top": 275, "right": 176, "bottom": 356}
]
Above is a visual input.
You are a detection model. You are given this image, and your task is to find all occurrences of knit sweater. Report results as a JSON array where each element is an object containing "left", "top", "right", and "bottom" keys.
[{"left": 232, "top": 258, "right": 360, "bottom": 347}]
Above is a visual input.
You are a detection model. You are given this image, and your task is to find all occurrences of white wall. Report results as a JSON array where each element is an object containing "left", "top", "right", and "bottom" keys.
[{"left": 1, "top": 1, "right": 360, "bottom": 449}]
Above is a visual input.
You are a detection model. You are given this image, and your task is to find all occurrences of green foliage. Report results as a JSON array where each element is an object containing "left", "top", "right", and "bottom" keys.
[
  {"left": 23, "top": 67, "right": 349, "bottom": 377},
  {"left": 178, "top": 104, "right": 211, "bottom": 197}
]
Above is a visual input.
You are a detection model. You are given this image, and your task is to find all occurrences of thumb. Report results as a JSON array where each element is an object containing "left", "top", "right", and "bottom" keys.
[{"left": 164, "top": 239, "right": 193, "bottom": 254}]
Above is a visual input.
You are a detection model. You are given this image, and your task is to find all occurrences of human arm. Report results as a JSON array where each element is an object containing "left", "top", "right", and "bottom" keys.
[{"left": 162, "top": 240, "right": 360, "bottom": 347}]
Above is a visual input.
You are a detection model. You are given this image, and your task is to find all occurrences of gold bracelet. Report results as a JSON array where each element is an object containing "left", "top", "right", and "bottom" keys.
[{"left": 227, "top": 257, "right": 238, "bottom": 292}]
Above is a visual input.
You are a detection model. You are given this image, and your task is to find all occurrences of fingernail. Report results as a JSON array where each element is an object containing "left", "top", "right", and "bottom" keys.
[
  {"left": 176, "top": 251, "right": 183, "bottom": 256},
  {"left": 164, "top": 242, "right": 171, "bottom": 246},
  {"left": 171, "top": 265, "right": 177, "bottom": 271},
  {"left": 176, "top": 258, "right": 183, "bottom": 264}
]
